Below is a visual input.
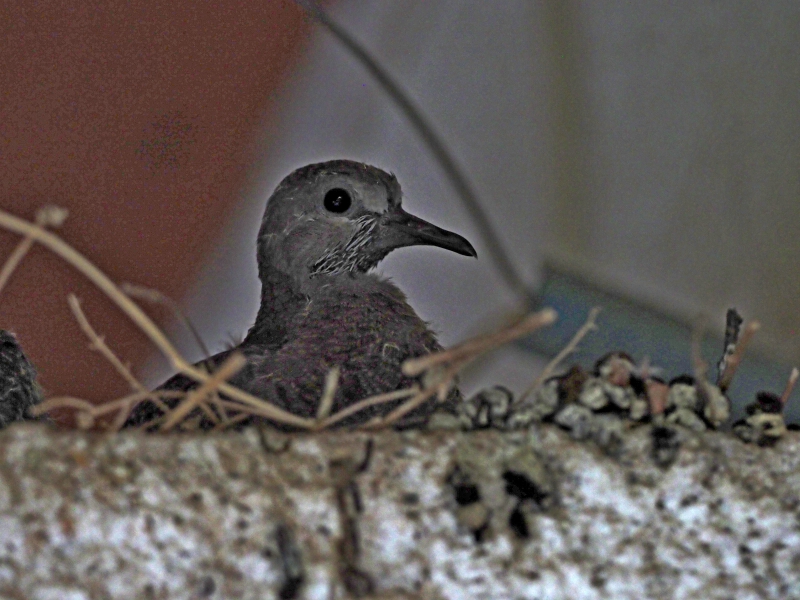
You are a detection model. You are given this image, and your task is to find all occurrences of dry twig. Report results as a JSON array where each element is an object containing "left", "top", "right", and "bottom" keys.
[
  {"left": 717, "top": 320, "right": 761, "bottom": 393},
  {"left": 315, "top": 367, "right": 341, "bottom": 422},
  {"left": 364, "top": 308, "right": 557, "bottom": 429},
  {"left": 121, "top": 282, "right": 211, "bottom": 358},
  {"left": 402, "top": 309, "right": 557, "bottom": 377},
  {"left": 780, "top": 367, "right": 799, "bottom": 408},
  {"left": 211, "top": 412, "right": 252, "bottom": 432},
  {"left": 316, "top": 387, "right": 419, "bottom": 430},
  {"left": 68, "top": 294, "right": 149, "bottom": 395},
  {"left": 0, "top": 205, "right": 68, "bottom": 296},
  {"left": 646, "top": 380, "right": 669, "bottom": 415},
  {"left": 120, "top": 285, "right": 237, "bottom": 425},
  {"left": 516, "top": 307, "right": 600, "bottom": 405},
  {"left": 30, "top": 390, "right": 185, "bottom": 430},
  {"left": 372, "top": 364, "right": 461, "bottom": 428},
  {"left": 160, "top": 352, "right": 247, "bottom": 431},
  {"left": 67, "top": 293, "right": 176, "bottom": 429},
  {"left": 690, "top": 316, "right": 715, "bottom": 409},
  {"left": 717, "top": 308, "right": 743, "bottom": 382}
]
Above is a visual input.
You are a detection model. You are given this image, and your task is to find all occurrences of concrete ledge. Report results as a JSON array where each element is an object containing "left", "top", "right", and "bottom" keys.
[{"left": 0, "top": 423, "right": 798, "bottom": 599}]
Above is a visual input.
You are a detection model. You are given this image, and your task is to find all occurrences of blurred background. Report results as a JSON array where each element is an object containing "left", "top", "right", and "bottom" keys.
[{"left": 2, "top": 1, "right": 798, "bottom": 421}]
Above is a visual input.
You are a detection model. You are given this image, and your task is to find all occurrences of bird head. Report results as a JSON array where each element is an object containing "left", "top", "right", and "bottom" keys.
[{"left": 257, "top": 160, "right": 476, "bottom": 287}]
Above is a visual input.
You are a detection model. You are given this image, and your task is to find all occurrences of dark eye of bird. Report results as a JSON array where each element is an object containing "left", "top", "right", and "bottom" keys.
[{"left": 323, "top": 188, "right": 352, "bottom": 213}]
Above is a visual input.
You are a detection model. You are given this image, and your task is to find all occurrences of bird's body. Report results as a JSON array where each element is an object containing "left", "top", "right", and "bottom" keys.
[
  {"left": 127, "top": 160, "right": 475, "bottom": 429},
  {"left": 0, "top": 331, "right": 42, "bottom": 428}
]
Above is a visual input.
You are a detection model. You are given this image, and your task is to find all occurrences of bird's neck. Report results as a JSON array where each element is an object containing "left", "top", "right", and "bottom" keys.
[
  {"left": 243, "top": 261, "right": 399, "bottom": 348},
  {"left": 243, "top": 263, "right": 309, "bottom": 347}
]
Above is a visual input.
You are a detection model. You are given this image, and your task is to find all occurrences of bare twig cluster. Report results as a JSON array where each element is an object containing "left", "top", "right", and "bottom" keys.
[
  {"left": 0, "top": 206, "right": 314, "bottom": 430},
  {"left": 363, "top": 308, "right": 557, "bottom": 429}
]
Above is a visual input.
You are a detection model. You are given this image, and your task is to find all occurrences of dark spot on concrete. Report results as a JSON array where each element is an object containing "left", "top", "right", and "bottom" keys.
[
  {"left": 449, "top": 468, "right": 481, "bottom": 505},
  {"left": 349, "top": 482, "right": 364, "bottom": 513},
  {"left": 503, "top": 471, "right": 549, "bottom": 506},
  {"left": 508, "top": 505, "right": 529, "bottom": 539},
  {"left": 277, "top": 525, "right": 304, "bottom": 600},
  {"left": 590, "top": 564, "right": 608, "bottom": 589},
  {"left": 454, "top": 483, "right": 480, "bottom": 505},
  {"left": 32, "top": 529, "right": 49, "bottom": 544},
  {"left": 651, "top": 425, "right": 680, "bottom": 468},
  {"left": 739, "top": 544, "right": 757, "bottom": 571},
  {"left": 198, "top": 575, "right": 216, "bottom": 597},
  {"left": 343, "top": 567, "right": 374, "bottom": 597},
  {"left": 472, "top": 520, "right": 489, "bottom": 544},
  {"left": 402, "top": 492, "right": 420, "bottom": 504},
  {"left": 357, "top": 439, "right": 374, "bottom": 473}
]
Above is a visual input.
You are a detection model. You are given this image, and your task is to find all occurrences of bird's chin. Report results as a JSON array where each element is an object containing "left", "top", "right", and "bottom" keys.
[{"left": 361, "top": 249, "right": 392, "bottom": 271}]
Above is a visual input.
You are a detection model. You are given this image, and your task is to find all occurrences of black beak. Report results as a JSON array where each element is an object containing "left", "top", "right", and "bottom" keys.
[{"left": 378, "top": 207, "right": 477, "bottom": 258}]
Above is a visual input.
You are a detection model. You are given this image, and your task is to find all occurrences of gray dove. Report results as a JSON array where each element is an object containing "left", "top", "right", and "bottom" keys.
[{"left": 126, "top": 159, "right": 476, "bottom": 429}]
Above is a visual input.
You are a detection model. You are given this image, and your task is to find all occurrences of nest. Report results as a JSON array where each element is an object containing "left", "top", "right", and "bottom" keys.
[{"left": 0, "top": 206, "right": 796, "bottom": 447}]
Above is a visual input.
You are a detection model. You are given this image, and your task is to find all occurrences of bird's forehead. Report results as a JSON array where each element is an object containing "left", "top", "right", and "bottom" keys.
[{"left": 342, "top": 175, "right": 392, "bottom": 213}]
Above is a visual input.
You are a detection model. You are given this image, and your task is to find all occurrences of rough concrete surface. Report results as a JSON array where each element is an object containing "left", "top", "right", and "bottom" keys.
[{"left": 0, "top": 423, "right": 797, "bottom": 600}]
